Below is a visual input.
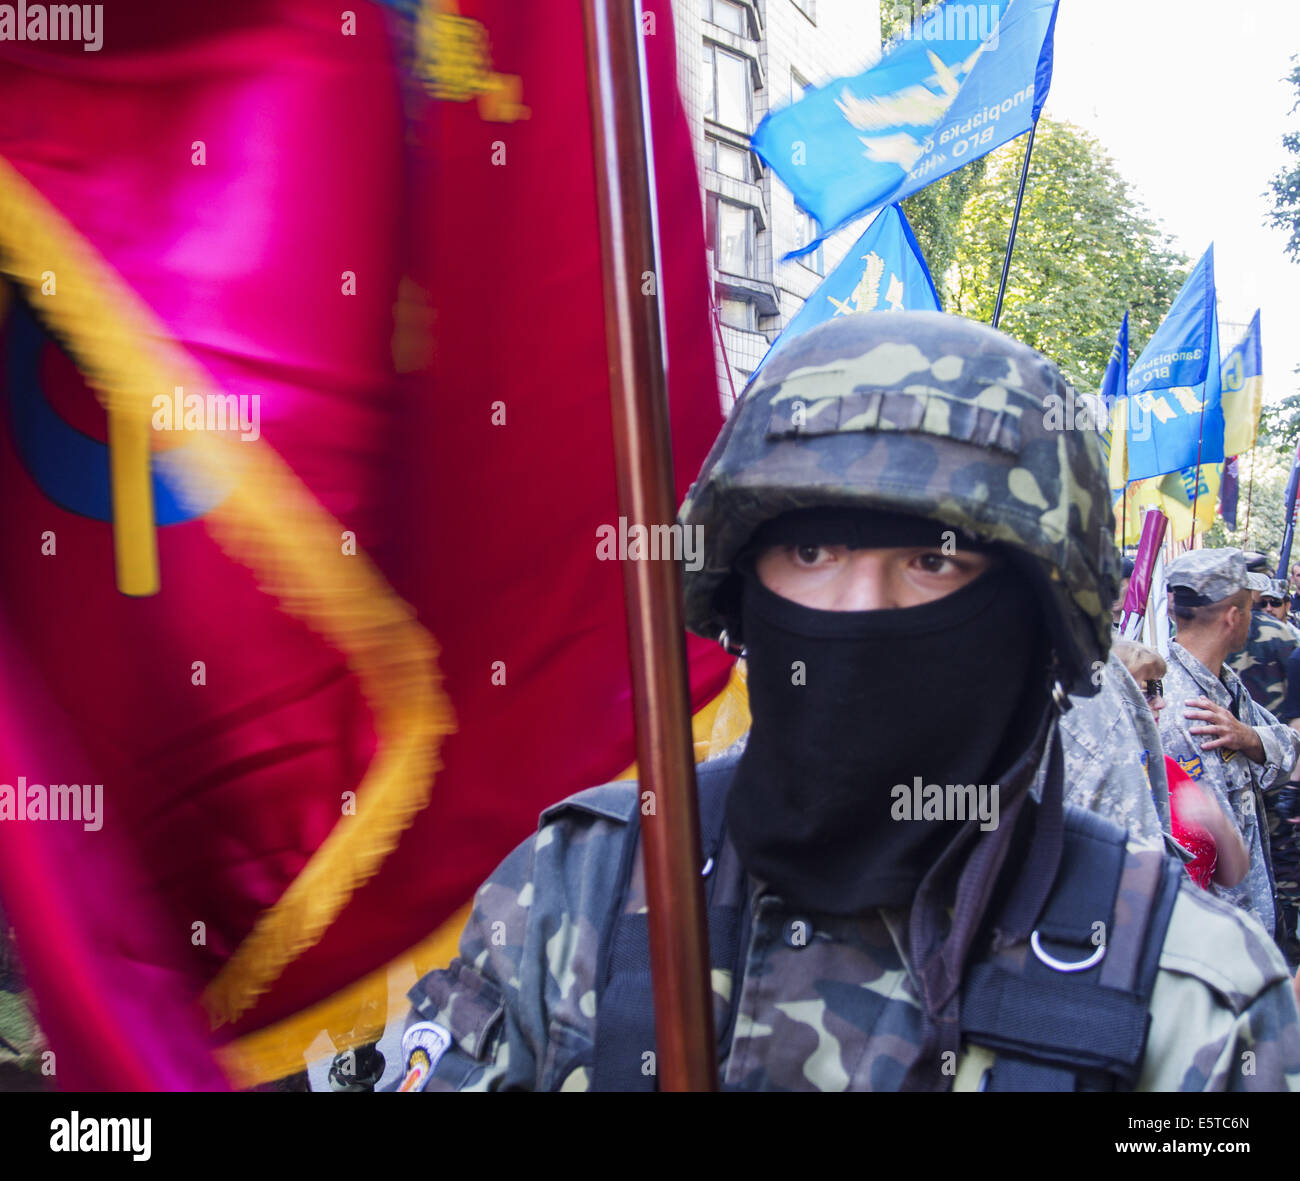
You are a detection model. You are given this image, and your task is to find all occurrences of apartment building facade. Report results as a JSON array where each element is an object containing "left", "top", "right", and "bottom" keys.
[{"left": 670, "top": 0, "right": 883, "bottom": 408}]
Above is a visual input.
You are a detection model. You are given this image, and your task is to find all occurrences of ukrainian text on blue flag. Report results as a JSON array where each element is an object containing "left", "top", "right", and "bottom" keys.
[
  {"left": 750, "top": 0, "right": 1059, "bottom": 250},
  {"left": 1125, "top": 246, "right": 1224, "bottom": 481},
  {"left": 1129, "top": 247, "right": 1215, "bottom": 394}
]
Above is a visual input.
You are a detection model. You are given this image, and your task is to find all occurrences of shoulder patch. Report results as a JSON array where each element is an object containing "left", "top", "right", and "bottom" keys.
[
  {"left": 1176, "top": 755, "right": 1204, "bottom": 781},
  {"left": 398, "top": 1021, "right": 453, "bottom": 1092},
  {"left": 539, "top": 780, "right": 639, "bottom": 829}
]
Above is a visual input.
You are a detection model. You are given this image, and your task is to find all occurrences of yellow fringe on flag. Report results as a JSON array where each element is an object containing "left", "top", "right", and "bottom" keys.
[
  {"left": 217, "top": 902, "right": 473, "bottom": 1088},
  {"left": 221, "top": 662, "right": 754, "bottom": 1085},
  {"left": 0, "top": 157, "right": 455, "bottom": 1027}
]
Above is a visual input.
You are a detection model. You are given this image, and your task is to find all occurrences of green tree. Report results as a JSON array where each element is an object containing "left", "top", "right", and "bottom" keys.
[
  {"left": 1203, "top": 442, "right": 1294, "bottom": 559},
  {"left": 1266, "top": 56, "right": 1300, "bottom": 262},
  {"left": 949, "top": 119, "right": 1188, "bottom": 390},
  {"left": 879, "top": 0, "right": 923, "bottom": 43},
  {"left": 1258, "top": 390, "right": 1300, "bottom": 452},
  {"left": 900, "top": 161, "right": 988, "bottom": 292}
]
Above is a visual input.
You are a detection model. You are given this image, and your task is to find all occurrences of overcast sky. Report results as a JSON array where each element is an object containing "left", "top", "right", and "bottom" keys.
[{"left": 1044, "top": 0, "right": 1300, "bottom": 397}]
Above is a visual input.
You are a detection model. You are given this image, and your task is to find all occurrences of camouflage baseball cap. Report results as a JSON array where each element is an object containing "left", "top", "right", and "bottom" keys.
[
  {"left": 1268, "top": 578, "right": 1292, "bottom": 601},
  {"left": 678, "top": 311, "right": 1121, "bottom": 695},
  {"left": 1165, "top": 547, "right": 1267, "bottom": 603}
]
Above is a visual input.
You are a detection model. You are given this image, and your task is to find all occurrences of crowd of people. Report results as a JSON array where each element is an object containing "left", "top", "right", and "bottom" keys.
[{"left": 1108, "top": 552, "right": 1300, "bottom": 972}]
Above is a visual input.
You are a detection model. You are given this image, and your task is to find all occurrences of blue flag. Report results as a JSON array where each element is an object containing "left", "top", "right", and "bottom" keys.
[
  {"left": 753, "top": 204, "right": 941, "bottom": 378},
  {"left": 751, "top": 0, "right": 1060, "bottom": 254},
  {"left": 1124, "top": 246, "right": 1223, "bottom": 481},
  {"left": 1098, "top": 312, "right": 1129, "bottom": 487}
]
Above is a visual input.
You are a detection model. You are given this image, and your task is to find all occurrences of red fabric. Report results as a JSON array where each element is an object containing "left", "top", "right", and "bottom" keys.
[
  {"left": 0, "top": 615, "right": 228, "bottom": 1090},
  {"left": 267, "top": 0, "right": 733, "bottom": 1029},
  {"left": 0, "top": 0, "right": 731, "bottom": 1082},
  {"left": 1165, "top": 756, "right": 1217, "bottom": 890}
]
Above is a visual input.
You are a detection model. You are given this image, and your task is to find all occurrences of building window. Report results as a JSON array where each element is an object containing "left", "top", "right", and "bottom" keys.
[
  {"left": 723, "top": 367, "right": 753, "bottom": 413},
  {"left": 793, "top": 208, "right": 825, "bottom": 276},
  {"left": 790, "top": 68, "right": 811, "bottom": 105},
  {"left": 710, "top": 138, "right": 751, "bottom": 181},
  {"left": 791, "top": 0, "right": 816, "bottom": 22},
  {"left": 715, "top": 199, "right": 754, "bottom": 277},
  {"left": 703, "top": 43, "right": 752, "bottom": 132},
  {"left": 705, "top": 0, "right": 747, "bottom": 37},
  {"left": 719, "top": 297, "right": 754, "bottom": 330}
]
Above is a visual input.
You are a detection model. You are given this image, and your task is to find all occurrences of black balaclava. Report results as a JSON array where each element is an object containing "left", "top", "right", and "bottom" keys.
[{"left": 726, "top": 507, "right": 1048, "bottom": 916}]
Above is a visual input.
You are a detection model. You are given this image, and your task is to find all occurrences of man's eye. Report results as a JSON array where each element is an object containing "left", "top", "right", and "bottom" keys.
[
  {"left": 793, "top": 544, "right": 829, "bottom": 566},
  {"left": 916, "top": 552, "right": 954, "bottom": 574}
]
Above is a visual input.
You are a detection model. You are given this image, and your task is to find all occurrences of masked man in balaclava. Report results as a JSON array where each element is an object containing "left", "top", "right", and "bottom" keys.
[{"left": 397, "top": 313, "right": 1300, "bottom": 1092}]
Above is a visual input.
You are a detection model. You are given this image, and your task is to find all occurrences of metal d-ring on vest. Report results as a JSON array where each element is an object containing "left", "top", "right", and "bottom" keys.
[{"left": 1029, "top": 929, "right": 1106, "bottom": 973}]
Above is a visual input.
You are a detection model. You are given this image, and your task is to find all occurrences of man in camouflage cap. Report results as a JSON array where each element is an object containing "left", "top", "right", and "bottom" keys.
[
  {"left": 1259, "top": 579, "right": 1300, "bottom": 637},
  {"left": 400, "top": 313, "right": 1300, "bottom": 1091},
  {"left": 1230, "top": 576, "right": 1299, "bottom": 716},
  {"left": 1161, "top": 547, "right": 1300, "bottom": 957}
]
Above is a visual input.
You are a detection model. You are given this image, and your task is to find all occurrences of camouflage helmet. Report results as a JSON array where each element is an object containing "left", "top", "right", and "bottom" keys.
[{"left": 679, "top": 311, "right": 1121, "bottom": 696}]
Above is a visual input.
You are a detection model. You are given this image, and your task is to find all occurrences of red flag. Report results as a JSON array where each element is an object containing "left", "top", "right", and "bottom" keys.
[
  {"left": 262, "top": 0, "right": 733, "bottom": 1034},
  {"left": 0, "top": 0, "right": 731, "bottom": 1085},
  {"left": 0, "top": 1, "right": 445, "bottom": 1084}
]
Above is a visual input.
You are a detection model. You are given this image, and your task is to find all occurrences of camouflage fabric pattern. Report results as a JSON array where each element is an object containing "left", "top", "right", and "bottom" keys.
[
  {"left": 0, "top": 914, "right": 46, "bottom": 1083},
  {"left": 1165, "top": 547, "right": 1268, "bottom": 602},
  {"left": 678, "top": 312, "right": 1121, "bottom": 695},
  {"left": 1060, "top": 648, "right": 1170, "bottom": 846},
  {"left": 1159, "top": 641, "right": 1299, "bottom": 940},
  {"left": 405, "top": 759, "right": 1300, "bottom": 1091},
  {"left": 1263, "top": 784, "right": 1300, "bottom": 969},
  {"left": 1229, "top": 610, "right": 1298, "bottom": 716}
]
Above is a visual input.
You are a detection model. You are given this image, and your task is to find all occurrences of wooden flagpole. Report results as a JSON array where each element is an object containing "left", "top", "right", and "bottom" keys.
[{"left": 582, "top": 0, "right": 717, "bottom": 1091}]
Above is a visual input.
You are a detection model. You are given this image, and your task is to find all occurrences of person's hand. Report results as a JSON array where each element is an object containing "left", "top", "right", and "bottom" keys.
[
  {"left": 1185, "top": 697, "right": 1266, "bottom": 763},
  {"left": 1175, "top": 783, "right": 1223, "bottom": 835}
]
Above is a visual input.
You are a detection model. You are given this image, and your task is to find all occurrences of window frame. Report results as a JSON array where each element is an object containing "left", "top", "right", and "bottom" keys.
[
  {"left": 714, "top": 196, "right": 755, "bottom": 279},
  {"left": 718, "top": 296, "right": 755, "bottom": 331},
  {"left": 702, "top": 41, "right": 754, "bottom": 133},
  {"left": 792, "top": 207, "right": 825, "bottom": 276},
  {"left": 710, "top": 138, "right": 751, "bottom": 182},
  {"left": 704, "top": 0, "right": 748, "bottom": 37}
]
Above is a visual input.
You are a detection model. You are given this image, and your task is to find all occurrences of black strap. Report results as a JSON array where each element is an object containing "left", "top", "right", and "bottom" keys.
[
  {"left": 592, "top": 767, "right": 1183, "bottom": 1093},
  {"left": 963, "top": 808, "right": 1183, "bottom": 1092},
  {"left": 591, "top": 756, "right": 744, "bottom": 1092}
]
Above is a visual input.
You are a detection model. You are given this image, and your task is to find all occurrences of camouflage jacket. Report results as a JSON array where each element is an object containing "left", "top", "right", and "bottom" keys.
[
  {"left": 1061, "top": 649, "right": 1170, "bottom": 847},
  {"left": 1229, "top": 611, "right": 1298, "bottom": 717},
  {"left": 1159, "top": 641, "right": 1299, "bottom": 939},
  {"left": 406, "top": 742, "right": 1300, "bottom": 1092}
]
